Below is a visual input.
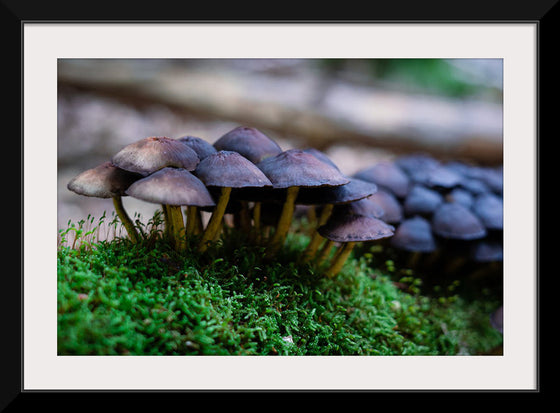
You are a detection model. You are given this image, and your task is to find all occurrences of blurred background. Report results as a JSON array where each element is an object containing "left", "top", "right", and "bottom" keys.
[{"left": 58, "top": 58, "right": 503, "bottom": 235}]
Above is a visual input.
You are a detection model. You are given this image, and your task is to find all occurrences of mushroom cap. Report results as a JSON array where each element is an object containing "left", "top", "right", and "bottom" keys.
[
  {"left": 396, "top": 154, "right": 461, "bottom": 189},
  {"left": 367, "top": 189, "right": 403, "bottom": 224},
  {"left": 472, "top": 192, "right": 503, "bottom": 230},
  {"left": 445, "top": 187, "right": 475, "bottom": 209},
  {"left": 67, "top": 161, "right": 142, "bottom": 198},
  {"left": 335, "top": 197, "right": 385, "bottom": 219},
  {"left": 195, "top": 150, "right": 273, "bottom": 188},
  {"left": 256, "top": 149, "right": 350, "bottom": 189},
  {"left": 125, "top": 167, "right": 215, "bottom": 207},
  {"left": 111, "top": 136, "right": 200, "bottom": 176},
  {"left": 176, "top": 135, "right": 217, "bottom": 160},
  {"left": 302, "top": 148, "right": 341, "bottom": 171},
  {"left": 431, "top": 202, "right": 487, "bottom": 240},
  {"left": 296, "top": 178, "right": 377, "bottom": 206},
  {"left": 353, "top": 161, "right": 410, "bottom": 198},
  {"left": 403, "top": 184, "right": 444, "bottom": 217},
  {"left": 318, "top": 210, "right": 394, "bottom": 243},
  {"left": 390, "top": 216, "right": 437, "bottom": 253},
  {"left": 213, "top": 126, "right": 282, "bottom": 164}
]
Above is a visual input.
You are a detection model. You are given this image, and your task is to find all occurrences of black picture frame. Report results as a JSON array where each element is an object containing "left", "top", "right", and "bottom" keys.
[{"left": 9, "top": 0, "right": 554, "bottom": 407}]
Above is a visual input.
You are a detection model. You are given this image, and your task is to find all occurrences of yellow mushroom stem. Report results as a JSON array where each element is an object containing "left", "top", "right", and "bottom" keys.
[
  {"left": 301, "top": 203, "right": 334, "bottom": 263},
  {"left": 185, "top": 205, "right": 201, "bottom": 236},
  {"left": 267, "top": 186, "right": 300, "bottom": 256},
  {"left": 198, "top": 186, "right": 232, "bottom": 253},
  {"left": 324, "top": 241, "right": 357, "bottom": 278},
  {"left": 317, "top": 239, "right": 335, "bottom": 265},
  {"left": 112, "top": 195, "right": 139, "bottom": 243},
  {"left": 168, "top": 205, "right": 186, "bottom": 252}
]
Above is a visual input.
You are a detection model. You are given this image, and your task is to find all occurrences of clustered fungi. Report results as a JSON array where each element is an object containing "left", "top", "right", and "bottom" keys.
[
  {"left": 68, "top": 127, "right": 389, "bottom": 276},
  {"left": 67, "top": 126, "right": 503, "bottom": 279},
  {"left": 352, "top": 153, "right": 503, "bottom": 279}
]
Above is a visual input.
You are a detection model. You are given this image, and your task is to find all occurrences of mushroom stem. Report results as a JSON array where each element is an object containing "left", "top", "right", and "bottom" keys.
[
  {"left": 168, "top": 205, "right": 186, "bottom": 251},
  {"left": 162, "top": 204, "right": 171, "bottom": 239},
  {"left": 407, "top": 251, "right": 422, "bottom": 269},
  {"left": 301, "top": 204, "right": 334, "bottom": 263},
  {"left": 199, "top": 186, "right": 232, "bottom": 253},
  {"left": 317, "top": 239, "right": 336, "bottom": 265},
  {"left": 185, "top": 205, "right": 200, "bottom": 236},
  {"left": 111, "top": 195, "right": 139, "bottom": 243},
  {"left": 267, "top": 186, "right": 300, "bottom": 255},
  {"left": 324, "top": 241, "right": 356, "bottom": 278},
  {"left": 251, "top": 201, "right": 262, "bottom": 243}
]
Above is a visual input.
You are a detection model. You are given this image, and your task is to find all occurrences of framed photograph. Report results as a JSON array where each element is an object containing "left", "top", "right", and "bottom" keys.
[{"left": 13, "top": 5, "right": 549, "bottom": 403}]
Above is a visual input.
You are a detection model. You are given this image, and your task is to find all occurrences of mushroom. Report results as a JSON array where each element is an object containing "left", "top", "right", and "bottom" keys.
[
  {"left": 389, "top": 216, "right": 437, "bottom": 268},
  {"left": 176, "top": 135, "right": 217, "bottom": 160},
  {"left": 317, "top": 205, "right": 395, "bottom": 277},
  {"left": 298, "top": 178, "right": 378, "bottom": 263},
  {"left": 111, "top": 136, "right": 200, "bottom": 176},
  {"left": 431, "top": 202, "right": 487, "bottom": 241},
  {"left": 353, "top": 161, "right": 410, "bottom": 198},
  {"left": 256, "top": 149, "right": 349, "bottom": 256},
  {"left": 125, "top": 167, "right": 215, "bottom": 251},
  {"left": 194, "top": 150, "right": 272, "bottom": 252},
  {"left": 67, "top": 161, "right": 142, "bottom": 243},
  {"left": 445, "top": 187, "right": 475, "bottom": 209},
  {"left": 472, "top": 192, "right": 503, "bottom": 231},
  {"left": 431, "top": 202, "right": 487, "bottom": 274},
  {"left": 213, "top": 126, "right": 283, "bottom": 164},
  {"left": 367, "top": 189, "right": 403, "bottom": 225},
  {"left": 402, "top": 184, "right": 444, "bottom": 218}
]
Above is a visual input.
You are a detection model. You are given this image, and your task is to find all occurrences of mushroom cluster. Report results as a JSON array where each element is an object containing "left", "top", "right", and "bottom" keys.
[
  {"left": 67, "top": 127, "right": 395, "bottom": 277},
  {"left": 352, "top": 153, "right": 503, "bottom": 278}
]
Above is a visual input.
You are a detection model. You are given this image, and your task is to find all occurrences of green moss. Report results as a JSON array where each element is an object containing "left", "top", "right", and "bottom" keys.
[{"left": 57, "top": 217, "right": 502, "bottom": 356}]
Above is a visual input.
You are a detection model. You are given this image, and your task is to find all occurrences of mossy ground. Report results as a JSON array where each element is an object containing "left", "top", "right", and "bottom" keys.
[{"left": 57, "top": 213, "right": 503, "bottom": 356}]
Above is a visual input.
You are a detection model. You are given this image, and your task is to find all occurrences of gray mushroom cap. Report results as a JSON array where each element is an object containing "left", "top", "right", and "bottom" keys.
[
  {"left": 256, "top": 149, "right": 350, "bottom": 189},
  {"left": 367, "top": 189, "right": 403, "bottom": 224},
  {"left": 67, "top": 161, "right": 142, "bottom": 198},
  {"left": 353, "top": 161, "right": 410, "bottom": 198},
  {"left": 431, "top": 202, "right": 487, "bottom": 240},
  {"left": 125, "top": 167, "right": 215, "bottom": 207},
  {"left": 403, "top": 184, "right": 444, "bottom": 217},
  {"left": 213, "top": 126, "right": 283, "bottom": 164},
  {"left": 296, "top": 178, "right": 377, "bottom": 206},
  {"left": 472, "top": 192, "right": 503, "bottom": 230},
  {"left": 176, "top": 135, "right": 217, "bottom": 160},
  {"left": 112, "top": 136, "right": 200, "bottom": 176},
  {"left": 318, "top": 210, "right": 394, "bottom": 243},
  {"left": 195, "top": 150, "right": 272, "bottom": 188},
  {"left": 390, "top": 216, "right": 437, "bottom": 253}
]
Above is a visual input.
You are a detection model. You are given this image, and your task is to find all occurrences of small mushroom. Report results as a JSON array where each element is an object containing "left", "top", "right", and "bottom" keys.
[
  {"left": 194, "top": 150, "right": 272, "bottom": 252},
  {"left": 125, "top": 167, "right": 215, "bottom": 251},
  {"left": 445, "top": 187, "right": 475, "bottom": 209},
  {"left": 472, "top": 192, "right": 503, "bottom": 231},
  {"left": 431, "top": 202, "right": 487, "bottom": 241},
  {"left": 390, "top": 216, "right": 437, "bottom": 268},
  {"left": 367, "top": 189, "right": 403, "bottom": 225},
  {"left": 213, "top": 126, "right": 283, "bottom": 164},
  {"left": 67, "top": 161, "right": 142, "bottom": 243},
  {"left": 353, "top": 161, "right": 410, "bottom": 198},
  {"left": 176, "top": 135, "right": 217, "bottom": 160},
  {"left": 431, "top": 202, "right": 487, "bottom": 274},
  {"left": 317, "top": 205, "right": 394, "bottom": 277},
  {"left": 112, "top": 136, "right": 200, "bottom": 176},
  {"left": 257, "top": 149, "right": 349, "bottom": 256},
  {"left": 403, "top": 184, "right": 444, "bottom": 218},
  {"left": 298, "top": 178, "right": 378, "bottom": 263}
]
